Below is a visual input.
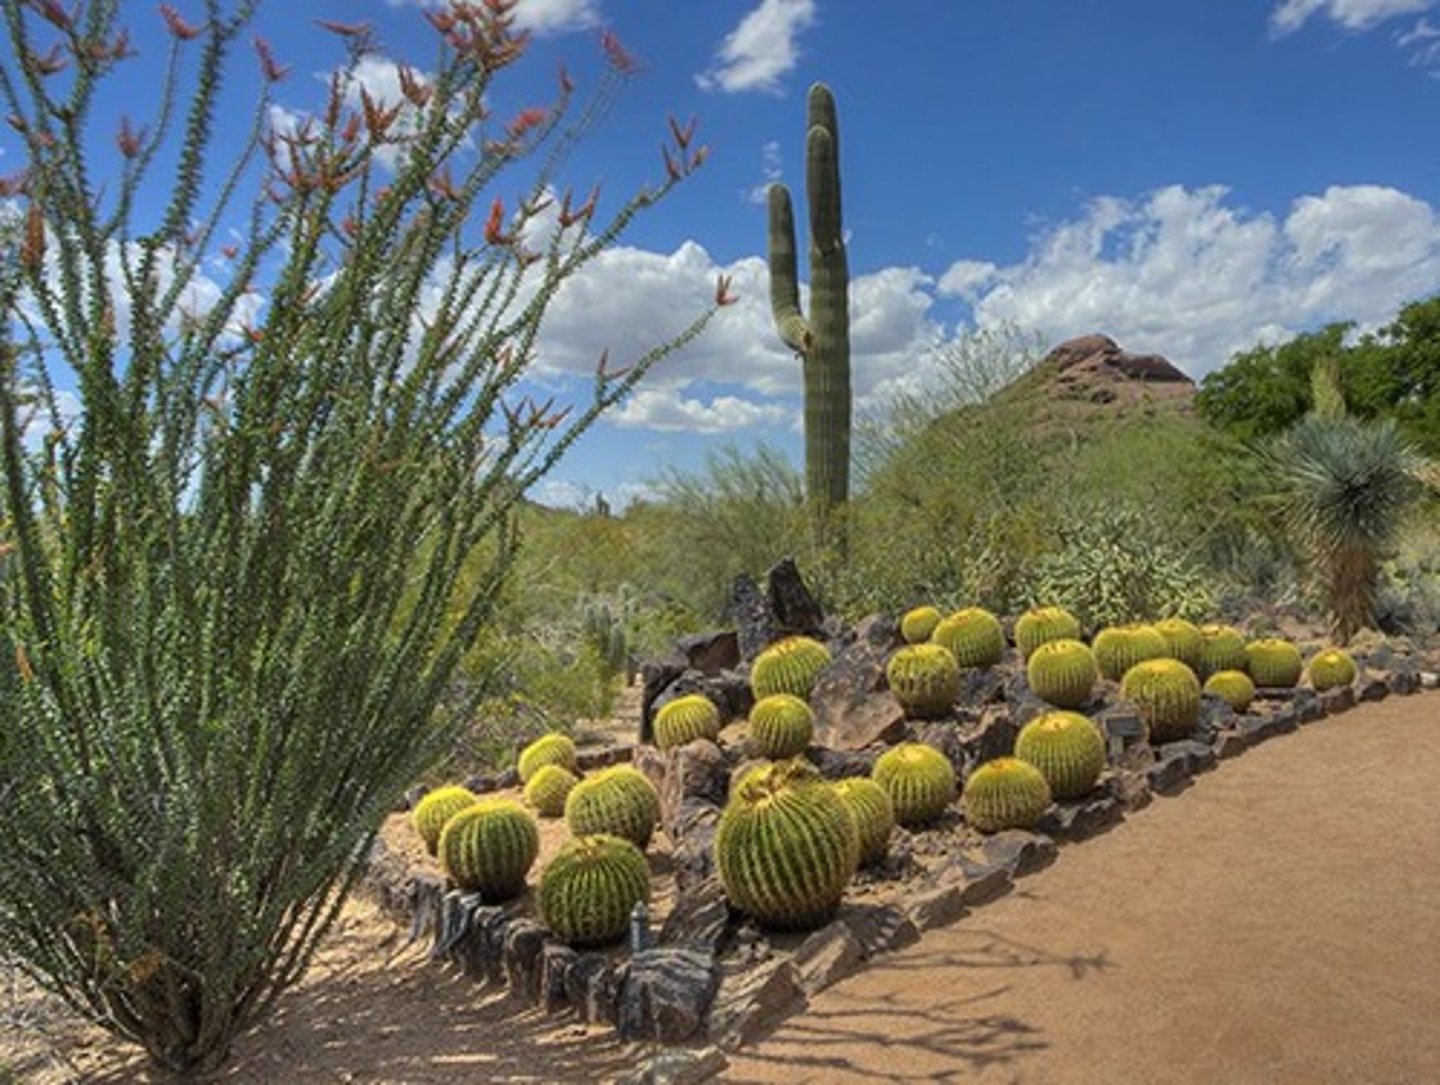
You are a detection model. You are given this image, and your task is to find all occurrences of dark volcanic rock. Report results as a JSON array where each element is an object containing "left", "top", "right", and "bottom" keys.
[
  {"left": 616, "top": 947, "right": 720, "bottom": 1044},
  {"left": 564, "top": 952, "right": 620, "bottom": 1025},
  {"left": 727, "top": 573, "right": 777, "bottom": 662},
  {"left": 677, "top": 630, "right": 741, "bottom": 675},
  {"left": 660, "top": 877, "right": 731, "bottom": 952},
  {"left": 708, "top": 958, "right": 804, "bottom": 1048},
  {"left": 766, "top": 557, "right": 826, "bottom": 636},
  {"left": 1038, "top": 794, "right": 1124, "bottom": 841},
  {"left": 810, "top": 639, "right": 907, "bottom": 751},
  {"left": 640, "top": 653, "right": 689, "bottom": 744},
  {"left": 809, "top": 745, "right": 883, "bottom": 780}
]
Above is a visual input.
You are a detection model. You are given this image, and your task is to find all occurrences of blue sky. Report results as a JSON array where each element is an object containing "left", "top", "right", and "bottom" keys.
[{"left": 5, "top": 0, "right": 1439, "bottom": 509}]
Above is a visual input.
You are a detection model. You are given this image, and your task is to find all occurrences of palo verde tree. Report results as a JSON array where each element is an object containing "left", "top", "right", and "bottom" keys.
[{"left": 0, "top": 0, "right": 726, "bottom": 1073}]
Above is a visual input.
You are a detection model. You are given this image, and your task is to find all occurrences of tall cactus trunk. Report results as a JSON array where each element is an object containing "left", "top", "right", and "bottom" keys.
[{"left": 768, "top": 83, "right": 852, "bottom": 552}]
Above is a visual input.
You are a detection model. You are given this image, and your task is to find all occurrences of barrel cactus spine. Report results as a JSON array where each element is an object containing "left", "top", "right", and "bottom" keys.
[
  {"left": 1196, "top": 623, "right": 1248, "bottom": 679},
  {"left": 1014, "top": 605, "right": 1082, "bottom": 660},
  {"left": 1203, "top": 669, "right": 1255, "bottom": 712},
  {"left": 1154, "top": 617, "right": 1204, "bottom": 669},
  {"left": 716, "top": 758, "right": 860, "bottom": 931},
  {"left": 833, "top": 777, "right": 895, "bottom": 867},
  {"left": 1122, "top": 658, "right": 1202, "bottom": 743},
  {"left": 931, "top": 607, "right": 1005, "bottom": 668},
  {"left": 962, "top": 757, "right": 1053, "bottom": 833},
  {"left": 1091, "top": 623, "right": 1169, "bottom": 682},
  {"left": 653, "top": 693, "right": 722, "bottom": 751},
  {"left": 1307, "top": 647, "right": 1357, "bottom": 691},
  {"left": 523, "top": 764, "right": 579, "bottom": 818},
  {"left": 437, "top": 799, "right": 540, "bottom": 902},
  {"left": 1026, "top": 638, "right": 1099, "bottom": 709},
  {"left": 885, "top": 642, "right": 961, "bottom": 719},
  {"left": 538, "top": 834, "right": 651, "bottom": 948},
  {"left": 517, "top": 732, "right": 578, "bottom": 784},
  {"left": 1245, "top": 638, "right": 1303, "bottom": 688},
  {"left": 748, "top": 694, "right": 815, "bottom": 759},
  {"left": 564, "top": 765, "right": 661, "bottom": 850},
  {"left": 750, "top": 635, "right": 832, "bottom": 701},
  {"left": 871, "top": 742, "right": 957, "bottom": 828},
  {"left": 900, "top": 605, "right": 943, "bottom": 644},
  {"left": 411, "top": 785, "right": 479, "bottom": 856},
  {"left": 1014, "top": 711, "right": 1106, "bottom": 800}
]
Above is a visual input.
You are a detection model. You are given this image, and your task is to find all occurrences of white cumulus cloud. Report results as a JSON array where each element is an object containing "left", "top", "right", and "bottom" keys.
[
  {"left": 1270, "top": 0, "right": 1436, "bottom": 33},
  {"left": 385, "top": 0, "right": 600, "bottom": 36},
  {"left": 697, "top": 0, "right": 817, "bottom": 94}
]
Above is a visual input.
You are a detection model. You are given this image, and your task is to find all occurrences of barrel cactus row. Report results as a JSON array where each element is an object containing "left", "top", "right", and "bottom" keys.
[
  {"left": 962, "top": 758, "right": 1052, "bottom": 832},
  {"left": 833, "top": 777, "right": 896, "bottom": 866},
  {"left": 1027, "top": 638, "right": 1098, "bottom": 709},
  {"left": 1014, "top": 605, "right": 1082, "bottom": 660},
  {"left": 412, "top": 785, "right": 480, "bottom": 855},
  {"left": 565, "top": 766, "right": 661, "bottom": 849},
  {"left": 524, "top": 764, "right": 579, "bottom": 818},
  {"left": 871, "top": 742, "right": 957, "bottom": 827},
  {"left": 932, "top": 607, "right": 1005, "bottom": 668},
  {"left": 1014, "top": 711, "right": 1106, "bottom": 800},
  {"left": 1307, "top": 647, "right": 1356, "bottom": 691},
  {"left": 1203, "top": 669, "right": 1255, "bottom": 712},
  {"left": 538, "top": 834, "right": 650, "bottom": 948},
  {"left": 748, "top": 694, "right": 815, "bottom": 759},
  {"left": 1121, "top": 658, "right": 1201, "bottom": 743},
  {"left": 886, "top": 642, "right": 961, "bottom": 718},
  {"left": 1092, "top": 623, "right": 1169, "bottom": 682},
  {"left": 751, "top": 635, "right": 832, "bottom": 700},
  {"left": 438, "top": 799, "right": 540, "bottom": 902},
  {"left": 1245, "top": 638, "right": 1303, "bottom": 688},
  {"left": 518, "top": 732, "right": 578, "bottom": 784},
  {"left": 654, "top": 693, "right": 723, "bottom": 751}
]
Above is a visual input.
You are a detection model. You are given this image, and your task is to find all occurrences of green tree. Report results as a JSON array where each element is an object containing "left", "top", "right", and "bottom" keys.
[
  {"left": 0, "top": 1, "right": 721, "bottom": 1072},
  {"left": 1348, "top": 295, "right": 1440, "bottom": 456},
  {"left": 1195, "top": 323, "right": 1350, "bottom": 441}
]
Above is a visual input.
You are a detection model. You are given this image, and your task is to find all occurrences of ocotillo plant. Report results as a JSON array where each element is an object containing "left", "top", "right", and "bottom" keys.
[
  {"left": 768, "top": 82, "right": 852, "bottom": 546},
  {"left": 0, "top": 0, "right": 724, "bottom": 1073}
]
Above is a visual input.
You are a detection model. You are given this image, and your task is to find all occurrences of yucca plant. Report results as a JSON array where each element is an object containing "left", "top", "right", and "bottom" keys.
[{"left": 0, "top": 2, "right": 722, "bottom": 1073}]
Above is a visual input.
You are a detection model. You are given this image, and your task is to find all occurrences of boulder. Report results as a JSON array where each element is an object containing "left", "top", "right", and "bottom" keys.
[
  {"left": 728, "top": 573, "right": 777, "bottom": 661},
  {"left": 677, "top": 630, "right": 740, "bottom": 675},
  {"left": 617, "top": 947, "right": 721, "bottom": 1043},
  {"left": 810, "top": 639, "right": 907, "bottom": 750},
  {"left": 766, "top": 557, "right": 826, "bottom": 636}
]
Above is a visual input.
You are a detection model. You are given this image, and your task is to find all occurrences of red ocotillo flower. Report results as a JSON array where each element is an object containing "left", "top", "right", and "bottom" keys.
[{"left": 158, "top": 3, "right": 203, "bottom": 41}]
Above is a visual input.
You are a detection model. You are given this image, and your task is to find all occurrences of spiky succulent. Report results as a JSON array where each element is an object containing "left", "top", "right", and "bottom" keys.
[
  {"left": 871, "top": 742, "right": 957, "bottom": 828},
  {"left": 750, "top": 635, "right": 833, "bottom": 701},
  {"left": 411, "top": 785, "right": 480, "bottom": 856},
  {"left": 962, "top": 757, "right": 1053, "bottom": 833},
  {"left": 1091, "top": 623, "right": 1169, "bottom": 682},
  {"left": 564, "top": 765, "right": 661, "bottom": 850},
  {"left": 538, "top": 834, "right": 651, "bottom": 948},
  {"left": 1122, "top": 658, "right": 1202, "bottom": 743},
  {"left": 1203, "top": 669, "right": 1255, "bottom": 712},
  {"left": 900, "top": 605, "right": 942, "bottom": 644},
  {"left": 931, "top": 607, "right": 1005, "bottom": 668},
  {"left": 1014, "top": 712, "right": 1106, "bottom": 800},
  {"left": 437, "top": 799, "right": 540, "bottom": 902},
  {"left": 1245, "top": 638, "right": 1303, "bottom": 688},
  {"left": 1196, "top": 623, "right": 1248, "bottom": 679},
  {"left": 1307, "top": 647, "right": 1357, "bottom": 691},
  {"left": 653, "top": 694, "right": 723, "bottom": 751},
  {"left": 1014, "top": 606, "right": 1082, "bottom": 660},
  {"left": 716, "top": 758, "right": 860, "bottom": 931},
  {"left": 748, "top": 694, "right": 815, "bottom": 759},
  {"left": 517, "top": 732, "right": 579, "bottom": 784},
  {"left": 523, "top": 764, "right": 579, "bottom": 818},
  {"left": 885, "top": 643, "right": 961, "bottom": 719},
  {"left": 1026, "top": 638, "right": 1099, "bottom": 709},
  {"left": 833, "top": 777, "right": 896, "bottom": 867},
  {"left": 1154, "top": 617, "right": 1204, "bottom": 669}
]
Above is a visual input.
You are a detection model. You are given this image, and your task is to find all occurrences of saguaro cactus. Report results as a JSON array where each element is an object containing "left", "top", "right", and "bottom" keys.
[{"left": 768, "top": 83, "right": 852, "bottom": 531}]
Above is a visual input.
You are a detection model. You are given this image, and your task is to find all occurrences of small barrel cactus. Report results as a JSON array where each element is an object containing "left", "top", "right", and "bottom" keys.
[
  {"left": 411, "top": 784, "right": 480, "bottom": 856},
  {"left": 871, "top": 742, "right": 957, "bottom": 828},
  {"left": 1197, "top": 623, "right": 1248, "bottom": 679},
  {"left": 1091, "top": 623, "right": 1169, "bottom": 682},
  {"left": 1245, "top": 637, "right": 1303, "bottom": 688},
  {"left": 833, "top": 777, "right": 895, "bottom": 867},
  {"left": 750, "top": 635, "right": 832, "bottom": 700},
  {"left": 523, "top": 764, "right": 579, "bottom": 818},
  {"left": 1203, "top": 669, "right": 1255, "bottom": 712},
  {"left": 437, "top": 799, "right": 540, "bottom": 902},
  {"left": 716, "top": 759, "right": 860, "bottom": 931},
  {"left": 900, "top": 605, "right": 942, "bottom": 644},
  {"left": 1014, "top": 711, "right": 1106, "bottom": 800},
  {"left": 962, "top": 757, "right": 1052, "bottom": 833},
  {"left": 564, "top": 765, "right": 661, "bottom": 850},
  {"left": 653, "top": 694, "right": 723, "bottom": 751},
  {"left": 748, "top": 694, "right": 815, "bottom": 759},
  {"left": 885, "top": 642, "right": 961, "bottom": 719},
  {"left": 1026, "top": 638, "right": 1098, "bottom": 709},
  {"left": 517, "top": 732, "right": 578, "bottom": 784},
  {"left": 1154, "top": 617, "right": 1204, "bottom": 670},
  {"left": 1014, "top": 605, "right": 1082, "bottom": 660},
  {"left": 1122, "top": 658, "right": 1202, "bottom": 743},
  {"left": 931, "top": 607, "right": 1005, "bottom": 668},
  {"left": 538, "top": 834, "right": 651, "bottom": 948},
  {"left": 1307, "top": 647, "right": 1357, "bottom": 691}
]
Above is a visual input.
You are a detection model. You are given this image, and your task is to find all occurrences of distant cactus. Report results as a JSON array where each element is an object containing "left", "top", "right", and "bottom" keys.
[
  {"left": 750, "top": 635, "right": 832, "bottom": 700},
  {"left": 564, "top": 766, "right": 661, "bottom": 850},
  {"left": 1154, "top": 617, "right": 1204, "bottom": 669},
  {"left": 1307, "top": 647, "right": 1357, "bottom": 691},
  {"left": 1203, "top": 669, "right": 1255, "bottom": 712},
  {"left": 518, "top": 732, "right": 578, "bottom": 784},
  {"left": 538, "top": 834, "right": 651, "bottom": 948},
  {"left": 1014, "top": 606, "right": 1082, "bottom": 660},
  {"left": 1245, "top": 638, "right": 1303, "bottom": 688},
  {"left": 1091, "top": 623, "right": 1169, "bottom": 682},
  {"left": 716, "top": 758, "right": 860, "bottom": 931},
  {"left": 871, "top": 742, "right": 957, "bottom": 827},
  {"left": 962, "top": 757, "right": 1053, "bottom": 833},
  {"left": 931, "top": 607, "right": 1005, "bottom": 668},
  {"left": 833, "top": 777, "right": 896, "bottom": 866},
  {"left": 748, "top": 694, "right": 815, "bottom": 759},
  {"left": 1026, "top": 638, "right": 1099, "bottom": 709},
  {"left": 437, "top": 799, "right": 540, "bottom": 902},
  {"left": 653, "top": 694, "right": 723, "bottom": 751},
  {"left": 580, "top": 595, "right": 630, "bottom": 680},
  {"left": 1122, "top": 658, "right": 1202, "bottom": 743},
  {"left": 411, "top": 785, "right": 479, "bottom": 856},
  {"left": 1014, "top": 712, "right": 1106, "bottom": 800},
  {"left": 1196, "top": 623, "right": 1248, "bottom": 679},
  {"left": 900, "top": 605, "right": 943, "bottom": 644},
  {"left": 885, "top": 643, "right": 961, "bottom": 719},
  {"left": 523, "top": 764, "right": 579, "bottom": 818}
]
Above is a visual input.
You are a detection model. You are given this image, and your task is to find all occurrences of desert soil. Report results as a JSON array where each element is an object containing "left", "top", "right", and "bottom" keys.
[{"left": 4, "top": 693, "right": 1438, "bottom": 1084}]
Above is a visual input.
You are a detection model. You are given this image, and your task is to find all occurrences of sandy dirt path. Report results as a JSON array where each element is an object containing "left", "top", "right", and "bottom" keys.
[{"left": 726, "top": 694, "right": 1440, "bottom": 1084}]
